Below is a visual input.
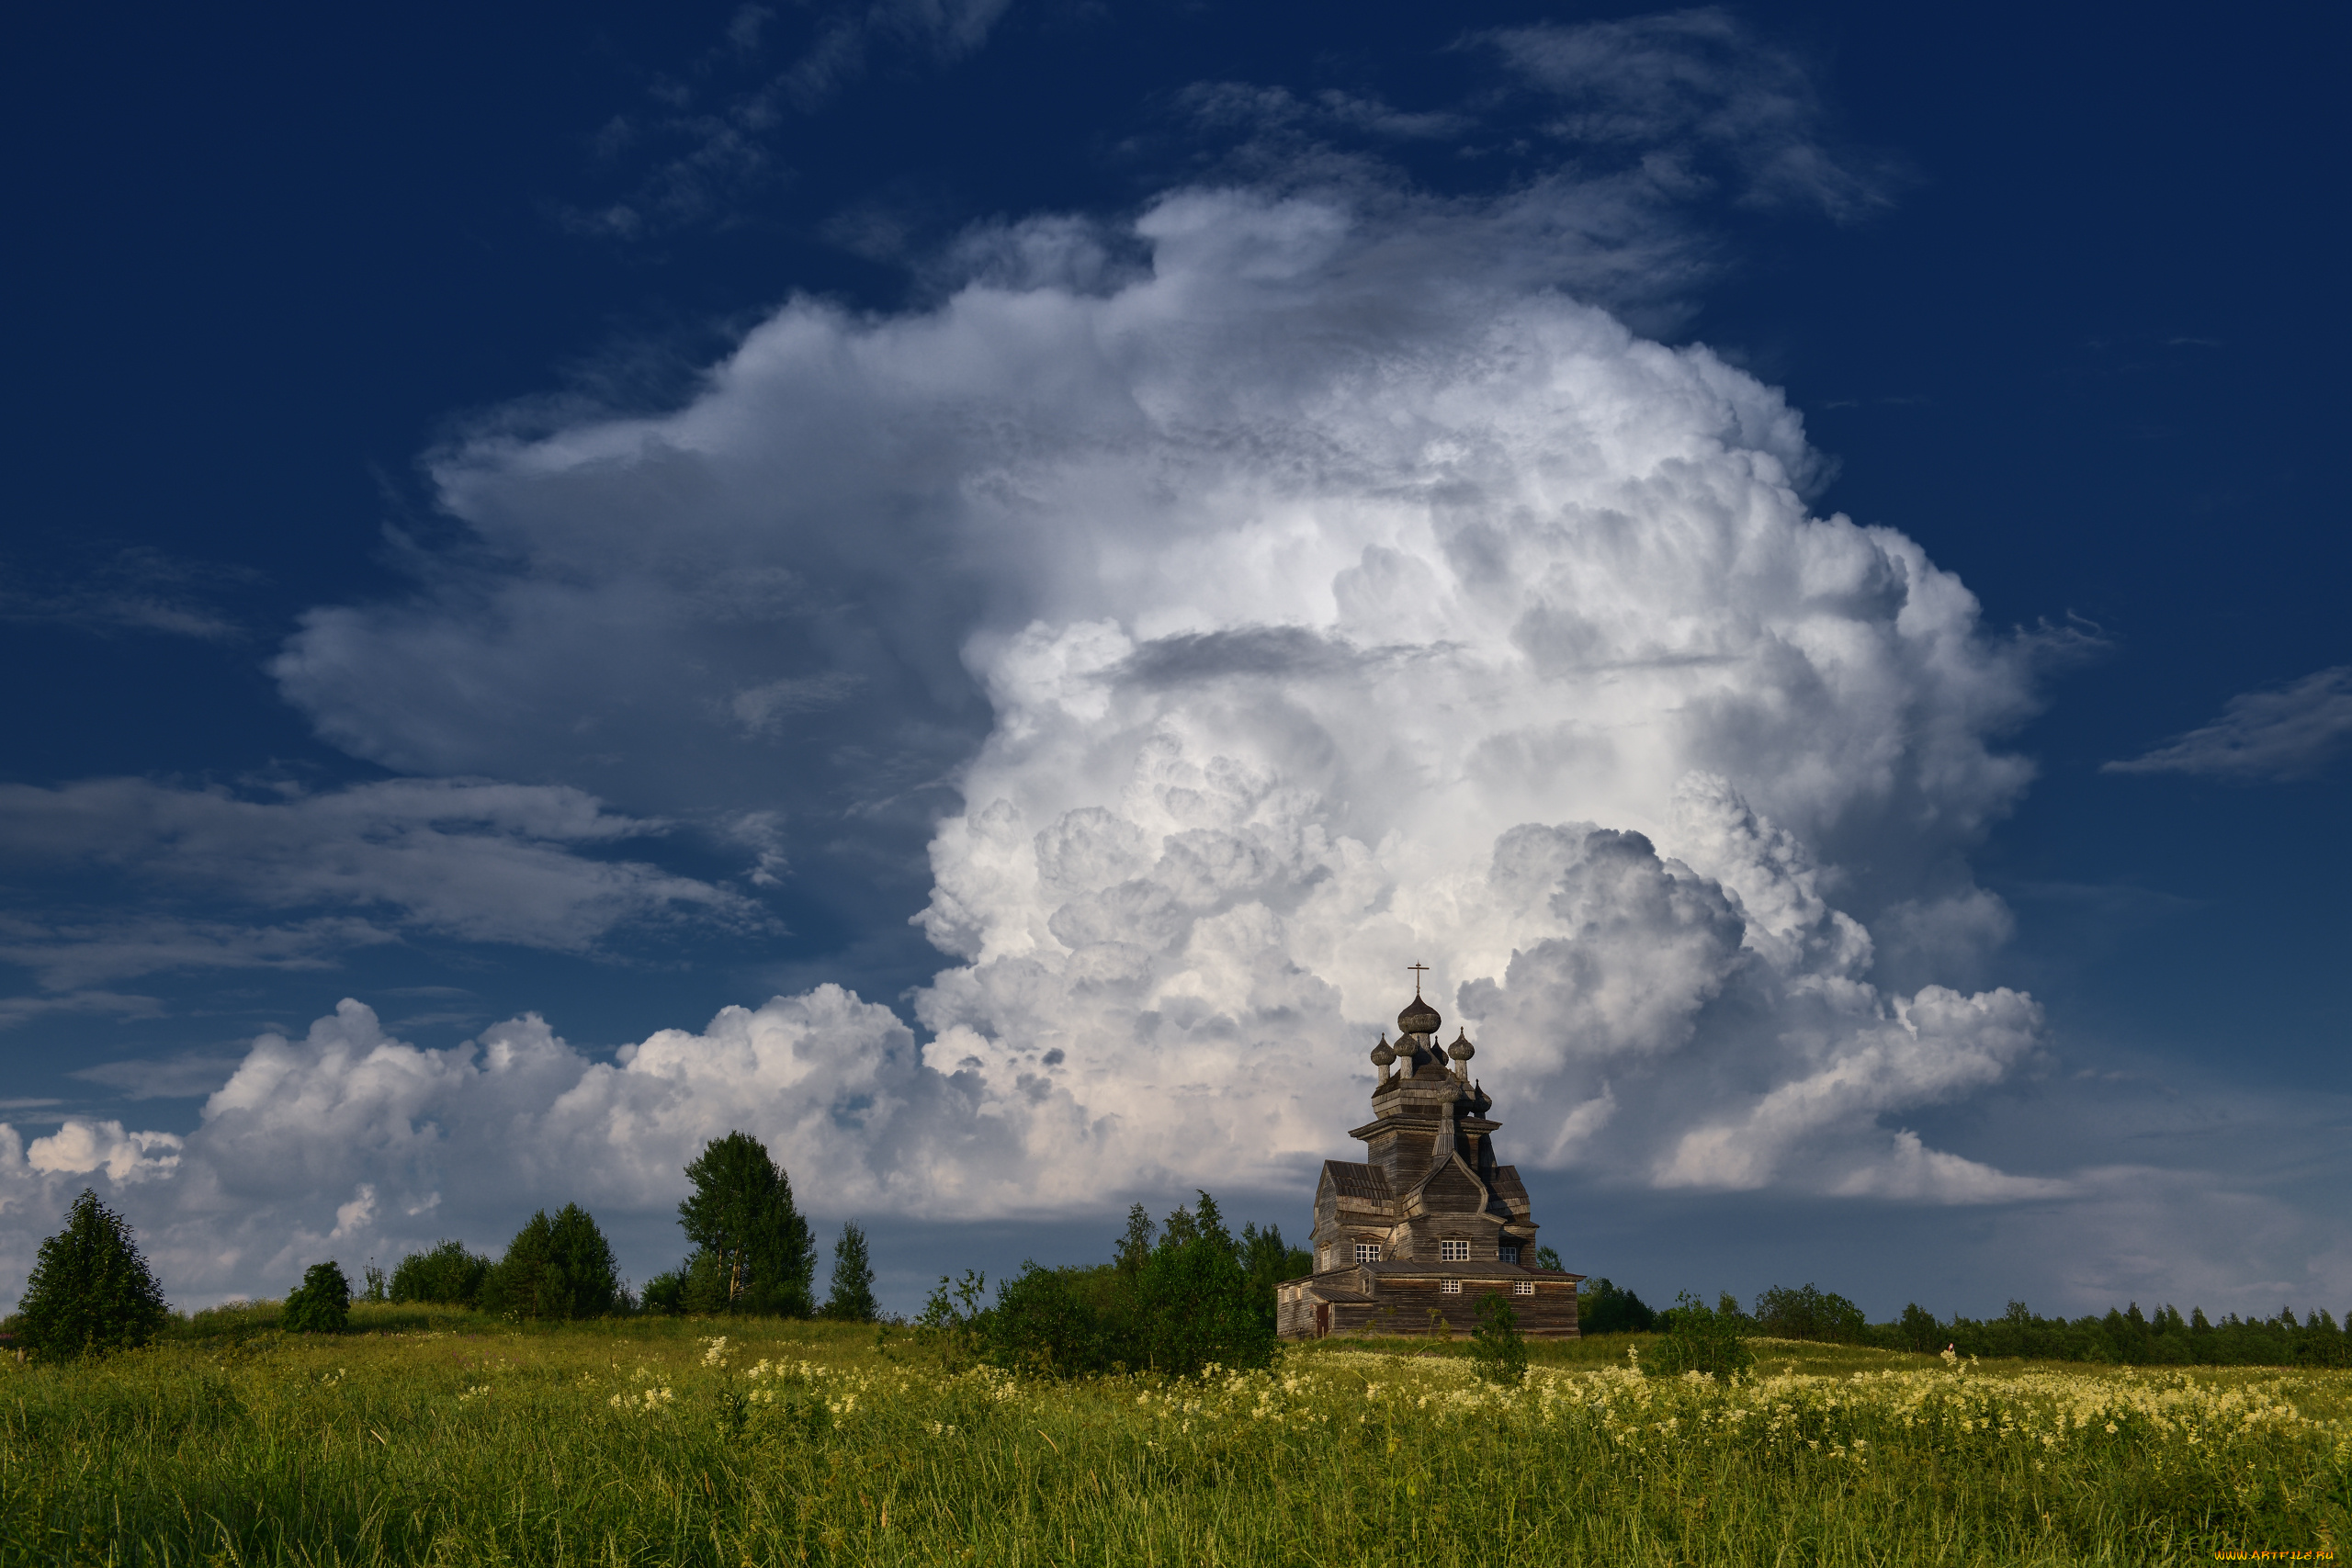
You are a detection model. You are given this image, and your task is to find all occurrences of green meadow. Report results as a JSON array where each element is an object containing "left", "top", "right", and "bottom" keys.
[{"left": 3, "top": 1306, "right": 2346, "bottom": 1566}]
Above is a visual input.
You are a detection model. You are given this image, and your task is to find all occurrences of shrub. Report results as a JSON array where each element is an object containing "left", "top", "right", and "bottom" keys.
[
  {"left": 282, "top": 1260, "right": 353, "bottom": 1333},
  {"left": 677, "top": 1132, "right": 816, "bottom": 1316},
  {"left": 918, "top": 1269, "right": 990, "bottom": 1371},
  {"left": 388, "top": 1239, "right": 492, "bottom": 1306},
  {"left": 14, "top": 1189, "right": 170, "bottom": 1361},
  {"left": 1577, "top": 1276, "right": 1657, "bottom": 1335},
  {"left": 1471, "top": 1292, "right": 1528, "bottom": 1385},
  {"left": 640, "top": 1266, "right": 688, "bottom": 1316},
  {"left": 820, "top": 1222, "right": 879, "bottom": 1322},
  {"left": 1646, "top": 1291, "right": 1755, "bottom": 1382},
  {"left": 987, "top": 1263, "right": 1129, "bottom": 1375},
  {"left": 480, "top": 1204, "right": 622, "bottom": 1319}
]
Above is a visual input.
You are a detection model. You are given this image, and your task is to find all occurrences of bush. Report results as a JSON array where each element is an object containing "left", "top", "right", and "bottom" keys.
[
  {"left": 388, "top": 1239, "right": 492, "bottom": 1306},
  {"left": 1471, "top": 1292, "right": 1528, "bottom": 1385},
  {"left": 820, "top": 1223, "right": 879, "bottom": 1322},
  {"left": 1753, "top": 1282, "right": 1868, "bottom": 1344},
  {"left": 640, "top": 1266, "right": 687, "bottom": 1316},
  {"left": 14, "top": 1189, "right": 170, "bottom": 1361},
  {"left": 987, "top": 1263, "right": 1130, "bottom": 1375},
  {"left": 282, "top": 1260, "right": 353, "bottom": 1333},
  {"left": 1647, "top": 1291, "right": 1755, "bottom": 1382},
  {"left": 480, "top": 1204, "right": 622, "bottom": 1320},
  {"left": 1577, "top": 1276, "right": 1657, "bottom": 1334}
]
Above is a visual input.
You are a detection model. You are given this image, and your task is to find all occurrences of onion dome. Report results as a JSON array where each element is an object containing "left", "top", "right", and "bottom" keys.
[
  {"left": 1447, "top": 1027, "right": 1475, "bottom": 1063},
  {"left": 1397, "top": 992, "right": 1442, "bottom": 1037},
  {"left": 1369, "top": 1033, "right": 1396, "bottom": 1068}
]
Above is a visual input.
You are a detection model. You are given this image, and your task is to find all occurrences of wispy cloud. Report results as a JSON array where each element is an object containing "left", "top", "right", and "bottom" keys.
[
  {"left": 0, "top": 915, "right": 396, "bottom": 991},
  {"left": 0, "top": 780, "right": 765, "bottom": 1009},
  {"left": 2104, "top": 667, "right": 2352, "bottom": 782},
  {"left": 70, "top": 1053, "right": 247, "bottom": 1100},
  {"left": 561, "top": 0, "right": 1016, "bottom": 240},
  {"left": 0, "top": 547, "right": 259, "bottom": 641},
  {"left": 0, "top": 989, "right": 164, "bottom": 1032},
  {"left": 1483, "top": 7, "right": 1905, "bottom": 221}
]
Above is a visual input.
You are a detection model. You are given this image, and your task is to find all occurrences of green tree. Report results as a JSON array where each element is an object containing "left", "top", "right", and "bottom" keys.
[
  {"left": 14, "top": 1189, "right": 170, "bottom": 1361},
  {"left": 1647, "top": 1291, "right": 1755, "bottom": 1382},
  {"left": 1533, "top": 1245, "right": 1564, "bottom": 1271},
  {"left": 1134, "top": 1192, "right": 1274, "bottom": 1375},
  {"left": 480, "top": 1204, "right": 622, "bottom": 1319},
  {"left": 1577, "top": 1277, "right": 1657, "bottom": 1335},
  {"left": 677, "top": 1131, "right": 815, "bottom": 1316},
  {"left": 820, "top": 1222, "right": 878, "bottom": 1322},
  {"left": 1753, "top": 1281, "right": 1867, "bottom": 1343},
  {"left": 1472, "top": 1291, "right": 1528, "bottom": 1385},
  {"left": 282, "top": 1260, "right": 353, "bottom": 1333},
  {"left": 983, "top": 1192, "right": 1282, "bottom": 1379},
  {"left": 1238, "top": 1221, "right": 1313, "bottom": 1331},
  {"left": 1894, "top": 1302, "right": 1945, "bottom": 1353},
  {"left": 388, "top": 1239, "right": 492, "bottom": 1305},
  {"left": 1114, "top": 1204, "right": 1156, "bottom": 1278}
]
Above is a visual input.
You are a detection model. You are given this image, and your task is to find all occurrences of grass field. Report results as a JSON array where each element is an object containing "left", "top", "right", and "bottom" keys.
[{"left": 3, "top": 1306, "right": 2346, "bottom": 1565}]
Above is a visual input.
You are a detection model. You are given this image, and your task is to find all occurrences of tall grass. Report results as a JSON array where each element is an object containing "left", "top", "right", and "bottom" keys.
[{"left": 3, "top": 1307, "right": 2345, "bottom": 1565}]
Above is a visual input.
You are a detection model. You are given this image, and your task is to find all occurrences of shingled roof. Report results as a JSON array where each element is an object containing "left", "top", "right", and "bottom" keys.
[{"left": 1322, "top": 1160, "right": 1393, "bottom": 1201}]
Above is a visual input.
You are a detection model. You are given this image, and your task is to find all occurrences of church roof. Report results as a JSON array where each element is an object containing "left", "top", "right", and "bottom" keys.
[{"left": 1321, "top": 1160, "right": 1393, "bottom": 1201}]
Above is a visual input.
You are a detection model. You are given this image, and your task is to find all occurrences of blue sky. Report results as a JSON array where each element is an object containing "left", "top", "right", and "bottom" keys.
[{"left": 3, "top": 0, "right": 2345, "bottom": 1321}]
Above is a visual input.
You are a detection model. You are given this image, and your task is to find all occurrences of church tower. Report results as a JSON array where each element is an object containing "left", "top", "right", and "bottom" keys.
[{"left": 1275, "top": 978, "right": 1583, "bottom": 1338}]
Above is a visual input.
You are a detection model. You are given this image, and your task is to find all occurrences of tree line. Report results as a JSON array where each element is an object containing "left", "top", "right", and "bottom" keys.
[
  {"left": 1577, "top": 1278, "right": 2352, "bottom": 1368},
  {"left": 1, "top": 1130, "right": 876, "bottom": 1360},
  {"left": 20, "top": 1154, "right": 2341, "bottom": 1373}
]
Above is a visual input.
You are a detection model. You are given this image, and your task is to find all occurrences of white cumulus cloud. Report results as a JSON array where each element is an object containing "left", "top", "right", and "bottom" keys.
[{"left": 0, "top": 172, "right": 2117, "bottom": 1311}]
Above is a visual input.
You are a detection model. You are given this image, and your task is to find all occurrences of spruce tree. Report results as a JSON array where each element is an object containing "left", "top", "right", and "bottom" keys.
[
  {"left": 15, "top": 1189, "right": 170, "bottom": 1361},
  {"left": 479, "top": 1204, "right": 621, "bottom": 1319},
  {"left": 821, "top": 1222, "right": 879, "bottom": 1321}
]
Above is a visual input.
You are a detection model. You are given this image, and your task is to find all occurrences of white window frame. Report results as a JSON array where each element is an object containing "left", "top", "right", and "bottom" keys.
[
  {"left": 1514, "top": 1281, "right": 1534, "bottom": 1296},
  {"left": 1353, "top": 1242, "right": 1381, "bottom": 1264},
  {"left": 1498, "top": 1245, "right": 1520, "bottom": 1264},
  {"left": 1439, "top": 1239, "right": 1470, "bottom": 1262},
  {"left": 1441, "top": 1280, "right": 1463, "bottom": 1294}
]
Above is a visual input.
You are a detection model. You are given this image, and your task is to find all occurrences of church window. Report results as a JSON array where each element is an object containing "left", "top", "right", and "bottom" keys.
[
  {"left": 1440, "top": 1239, "right": 1470, "bottom": 1261},
  {"left": 1514, "top": 1281, "right": 1534, "bottom": 1296},
  {"left": 1498, "top": 1245, "right": 1520, "bottom": 1264},
  {"left": 1354, "top": 1242, "right": 1381, "bottom": 1263},
  {"left": 1441, "top": 1280, "right": 1462, "bottom": 1294}
]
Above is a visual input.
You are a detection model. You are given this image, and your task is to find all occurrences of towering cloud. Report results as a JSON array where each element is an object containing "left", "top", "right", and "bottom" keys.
[{"left": 0, "top": 175, "right": 2079, "bottom": 1309}]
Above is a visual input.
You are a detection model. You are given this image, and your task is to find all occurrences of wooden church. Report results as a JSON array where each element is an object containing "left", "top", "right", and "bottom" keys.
[{"left": 1275, "top": 978, "right": 1584, "bottom": 1338}]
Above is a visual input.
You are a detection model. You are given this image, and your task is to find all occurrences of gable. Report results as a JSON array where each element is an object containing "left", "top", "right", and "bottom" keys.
[{"left": 1419, "top": 1157, "right": 1485, "bottom": 1213}]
